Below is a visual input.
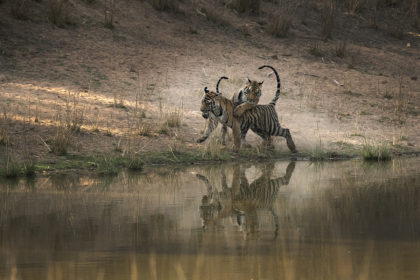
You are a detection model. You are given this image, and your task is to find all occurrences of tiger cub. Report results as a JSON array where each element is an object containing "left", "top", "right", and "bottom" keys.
[{"left": 197, "top": 76, "right": 229, "bottom": 144}]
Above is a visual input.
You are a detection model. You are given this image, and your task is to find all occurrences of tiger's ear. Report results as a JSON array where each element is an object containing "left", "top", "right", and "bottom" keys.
[
  {"left": 204, "top": 87, "right": 209, "bottom": 93},
  {"left": 258, "top": 81, "right": 264, "bottom": 86},
  {"left": 247, "top": 77, "right": 251, "bottom": 83}
]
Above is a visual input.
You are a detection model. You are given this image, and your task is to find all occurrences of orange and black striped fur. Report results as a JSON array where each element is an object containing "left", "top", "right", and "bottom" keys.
[
  {"left": 200, "top": 65, "right": 297, "bottom": 153},
  {"left": 197, "top": 76, "right": 229, "bottom": 144},
  {"left": 197, "top": 68, "right": 267, "bottom": 145},
  {"left": 232, "top": 78, "right": 263, "bottom": 117}
]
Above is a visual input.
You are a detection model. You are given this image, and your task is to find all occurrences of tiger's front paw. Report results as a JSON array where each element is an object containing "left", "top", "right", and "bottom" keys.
[{"left": 233, "top": 107, "right": 244, "bottom": 118}]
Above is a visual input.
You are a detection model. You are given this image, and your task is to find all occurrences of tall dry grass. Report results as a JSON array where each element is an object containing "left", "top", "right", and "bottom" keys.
[
  {"left": 48, "top": 0, "right": 69, "bottom": 27},
  {"left": 104, "top": 0, "right": 115, "bottom": 29},
  {"left": 11, "top": 0, "right": 29, "bottom": 20},
  {"left": 320, "top": 0, "right": 336, "bottom": 39}
]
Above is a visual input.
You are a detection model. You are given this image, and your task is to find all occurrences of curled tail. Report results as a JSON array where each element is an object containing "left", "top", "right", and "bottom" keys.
[
  {"left": 258, "top": 65, "right": 280, "bottom": 106},
  {"left": 216, "top": 76, "right": 229, "bottom": 94}
]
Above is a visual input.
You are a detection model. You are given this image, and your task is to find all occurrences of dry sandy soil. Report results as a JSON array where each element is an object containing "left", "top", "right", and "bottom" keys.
[{"left": 0, "top": 0, "right": 419, "bottom": 167}]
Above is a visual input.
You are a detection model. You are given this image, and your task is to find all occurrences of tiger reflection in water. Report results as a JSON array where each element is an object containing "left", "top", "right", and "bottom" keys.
[{"left": 196, "top": 161, "right": 295, "bottom": 239}]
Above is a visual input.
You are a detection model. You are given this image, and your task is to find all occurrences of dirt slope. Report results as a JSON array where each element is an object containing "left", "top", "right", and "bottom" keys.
[{"left": 0, "top": 0, "right": 419, "bottom": 165}]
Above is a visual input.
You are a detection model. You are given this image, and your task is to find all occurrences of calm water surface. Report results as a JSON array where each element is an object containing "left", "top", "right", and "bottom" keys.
[{"left": 1, "top": 158, "right": 420, "bottom": 280}]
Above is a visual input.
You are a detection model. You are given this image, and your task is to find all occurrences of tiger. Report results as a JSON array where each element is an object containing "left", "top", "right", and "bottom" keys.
[
  {"left": 200, "top": 65, "right": 297, "bottom": 153},
  {"left": 231, "top": 77, "right": 264, "bottom": 117},
  {"left": 197, "top": 76, "right": 229, "bottom": 144}
]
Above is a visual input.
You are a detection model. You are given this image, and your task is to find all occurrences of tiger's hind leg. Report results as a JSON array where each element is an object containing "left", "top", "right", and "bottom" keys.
[
  {"left": 283, "top": 128, "right": 297, "bottom": 153},
  {"left": 260, "top": 135, "right": 274, "bottom": 150},
  {"left": 274, "top": 127, "right": 297, "bottom": 153}
]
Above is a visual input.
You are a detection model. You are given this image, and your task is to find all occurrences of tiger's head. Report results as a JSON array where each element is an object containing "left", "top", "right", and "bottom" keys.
[
  {"left": 240, "top": 78, "right": 264, "bottom": 104},
  {"left": 200, "top": 87, "right": 222, "bottom": 119}
]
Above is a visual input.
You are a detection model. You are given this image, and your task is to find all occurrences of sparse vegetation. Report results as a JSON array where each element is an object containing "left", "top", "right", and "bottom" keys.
[
  {"left": 343, "top": 90, "right": 362, "bottom": 97},
  {"left": 235, "top": 0, "right": 260, "bottom": 14},
  {"left": 152, "top": 0, "right": 179, "bottom": 12},
  {"left": 104, "top": 0, "right": 115, "bottom": 29},
  {"left": 0, "top": 118, "right": 9, "bottom": 146},
  {"left": 309, "top": 43, "right": 322, "bottom": 57},
  {"left": 164, "top": 109, "right": 182, "bottom": 128},
  {"left": 335, "top": 40, "right": 347, "bottom": 58},
  {"left": 48, "top": 0, "right": 69, "bottom": 27},
  {"left": 310, "top": 143, "right": 327, "bottom": 161},
  {"left": 386, "top": 22, "right": 404, "bottom": 39},
  {"left": 136, "top": 123, "right": 153, "bottom": 136},
  {"left": 268, "top": 13, "right": 292, "bottom": 38},
  {"left": 11, "top": 0, "right": 29, "bottom": 20},
  {"left": 50, "top": 125, "right": 71, "bottom": 156},
  {"left": 22, "top": 161, "right": 36, "bottom": 177},
  {"left": 344, "top": 0, "right": 365, "bottom": 14},
  {"left": 320, "top": 0, "right": 336, "bottom": 39},
  {"left": 0, "top": 156, "right": 21, "bottom": 178},
  {"left": 201, "top": 131, "right": 229, "bottom": 160},
  {"left": 96, "top": 155, "right": 118, "bottom": 175},
  {"left": 204, "top": 7, "right": 229, "bottom": 27},
  {"left": 127, "top": 155, "right": 144, "bottom": 171}
]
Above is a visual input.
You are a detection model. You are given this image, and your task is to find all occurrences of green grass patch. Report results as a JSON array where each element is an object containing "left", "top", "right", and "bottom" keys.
[
  {"left": 127, "top": 156, "right": 144, "bottom": 171},
  {"left": 96, "top": 156, "right": 119, "bottom": 176},
  {"left": 0, "top": 160, "right": 37, "bottom": 178},
  {"left": 361, "top": 143, "right": 392, "bottom": 161},
  {"left": 310, "top": 144, "right": 327, "bottom": 161}
]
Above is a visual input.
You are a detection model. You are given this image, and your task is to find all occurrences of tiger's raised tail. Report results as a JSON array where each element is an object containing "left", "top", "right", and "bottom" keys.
[
  {"left": 216, "top": 76, "right": 229, "bottom": 94},
  {"left": 258, "top": 65, "right": 280, "bottom": 106}
]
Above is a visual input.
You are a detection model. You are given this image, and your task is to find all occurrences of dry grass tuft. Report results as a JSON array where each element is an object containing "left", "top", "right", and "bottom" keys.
[
  {"left": 205, "top": 7, "right": 230, "bottom": 27},
  {"left": 164, "top": 109, "right": 182, "bottom": 128},
  {"left": 65, "top": 92, "right": 85, "bottom": 132},
  {"left": 104, "top": 0, "right": 115, "bottom": 29},
  {"left": 11, "top": 0, "right": 29, "bottom": 20},
  {"left": 320, "top": 0, "right": 336, "bottom": 39},
  {"left": 152, "top": 0, "right": 179, "bottom": 13},
  {"left": 386, "top": 22, "right": 404, "bottom": 39},
  {"left": 50, "top": 125, "right": 72, "bottom": 156},
  {"left": 0, "top": 156, "right": 21, "bottom": 178},
  {"left": 136, "top": 123, "right": 153, "bottom": 136},
  {"left": 201, "top": 131, "right": 229, "bottom": 160},
  {"left": 335, "top": 40, "right": 347, "bottom": 58},
  {"left": 49, "top": 0, "right": 69, "bottom": 27},
  {"left": 235, "top": 0, "right": 260, "bottom": 14},
  {"left": 344, "top": 0, "right": 366, "bottom": 14},
  {"left": 268, "top": 13, "right": 293, "bottom": 37},
  {"left": 309, "top": 42, "right": 322, "bottom": 57},
  {"left": 0, "top": 117, "right": 10, "bottom": 146},
  {"left": 361, "top": 141, "right": 392, "bottom": 161}
]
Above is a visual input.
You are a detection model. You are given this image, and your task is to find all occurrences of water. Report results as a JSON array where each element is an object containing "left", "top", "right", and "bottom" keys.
[{"left": 1, "top": 158, "right": 420, "bottom": 280}]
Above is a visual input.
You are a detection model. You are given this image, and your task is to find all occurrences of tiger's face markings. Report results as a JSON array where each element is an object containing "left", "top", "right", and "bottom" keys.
[
  {"left": 242, "top": 78, "right": 263, "bottom": 104},
  {"left": 200, "top": 87, "right": 221, "bottom": 119}
]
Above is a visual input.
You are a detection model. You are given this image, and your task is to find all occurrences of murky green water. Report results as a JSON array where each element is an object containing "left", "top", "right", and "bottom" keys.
[{"left": 1, "top": 158, "right": 420, "bottom": 280}]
